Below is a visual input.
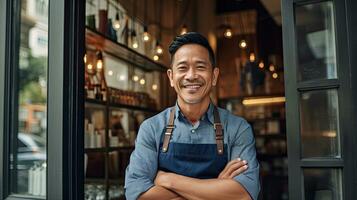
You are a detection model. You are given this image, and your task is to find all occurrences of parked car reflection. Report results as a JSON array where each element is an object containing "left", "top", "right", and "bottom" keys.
[{"left": 16, "top": 133, "right": 46, "bottom": 194}]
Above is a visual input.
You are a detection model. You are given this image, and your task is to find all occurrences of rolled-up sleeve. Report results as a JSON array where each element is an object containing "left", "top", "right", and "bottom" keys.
[
  {"left": 125, "top": 120, "right": 158, "bottom": 200},
  {"left": 231, "top": 122, "right": 260, "bottom": 200}
]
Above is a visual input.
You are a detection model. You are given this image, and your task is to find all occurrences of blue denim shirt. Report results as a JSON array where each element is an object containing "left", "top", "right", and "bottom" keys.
[{"left": 124, "top": 102, "right": 260, "bottom": 200}]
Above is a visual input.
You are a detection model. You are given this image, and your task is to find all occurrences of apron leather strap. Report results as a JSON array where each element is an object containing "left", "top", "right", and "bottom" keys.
[
  {"left": 213, "top": 106, "right": 224, "bottom": 155},
  {"left": 162, "top": 107, "right": 175, "bottom": 152},
  {"left": 162, "top": 105, "right": 224, "bottom": 155}
]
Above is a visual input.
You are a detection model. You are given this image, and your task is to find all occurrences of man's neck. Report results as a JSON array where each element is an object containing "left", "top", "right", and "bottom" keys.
[{"left": 177, "top": 97, "right": 211, "bottom": 124}]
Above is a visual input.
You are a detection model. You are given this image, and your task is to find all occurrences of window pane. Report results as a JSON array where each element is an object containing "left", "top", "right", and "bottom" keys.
[
  {"left": 300, "top": 90, "right": 340, "bottom": 158},
  {"left": 295, "top": 1, "right": 337, "bottom": 81},
  {"left": 11, "top": 0, "right": 49, "bottom": 196},
  {"left": 303, "top": 168, "right": 342, "bottom": 200}
]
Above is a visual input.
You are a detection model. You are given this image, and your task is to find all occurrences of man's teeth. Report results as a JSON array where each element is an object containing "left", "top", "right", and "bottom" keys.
[{"left": 185, "top": 85, "right": 201, "bottom": 88}]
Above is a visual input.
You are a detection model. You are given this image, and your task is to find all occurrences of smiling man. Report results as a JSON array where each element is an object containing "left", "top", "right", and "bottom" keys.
[{"left": 124, "top": 32, "right": 260, "bottom": 200}]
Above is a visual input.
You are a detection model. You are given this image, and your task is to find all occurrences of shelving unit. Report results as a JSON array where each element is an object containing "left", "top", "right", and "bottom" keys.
[
  {"left": 219, "top": 95, "right": 288, "bottom": 200},
  {"left": 84, "top": 24, "right": 166, "bottom": 199}
]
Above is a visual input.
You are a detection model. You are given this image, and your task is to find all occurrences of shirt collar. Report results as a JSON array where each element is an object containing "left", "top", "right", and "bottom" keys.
[{"left": 174, "top": 101, "right": 215, "bottom": 125}]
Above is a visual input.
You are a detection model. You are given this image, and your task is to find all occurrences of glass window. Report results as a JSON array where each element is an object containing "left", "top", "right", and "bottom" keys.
[
  {"left": 10, "top": 0, "right": 48, "bottom": 197},
  {"left": 299, "top": 89, "right": 340, "bottom": 158},
  {"left": 295, "top": 1, "right": 337, "bottom": 81},
  {"left": 303, "top": 168, "right": 342, "bottom": 200}
]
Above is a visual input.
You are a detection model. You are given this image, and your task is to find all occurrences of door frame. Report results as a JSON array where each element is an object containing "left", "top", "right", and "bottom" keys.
[
  {"left": 282, "top": 0, "right": 357, "bottom": 199},
  {"left": 0, "top": 0, "right": 86, "bottom": 199}
]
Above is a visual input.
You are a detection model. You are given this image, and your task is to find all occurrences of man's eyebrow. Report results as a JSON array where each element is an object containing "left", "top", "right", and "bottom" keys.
[
  {"left": 195, "top": 60, "right": 209, "bottom": 65},
  {"left": 176, "top": 61, "right": 188, "bottom": 66}
]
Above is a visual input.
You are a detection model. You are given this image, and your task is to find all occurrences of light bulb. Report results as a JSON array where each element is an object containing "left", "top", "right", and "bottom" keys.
[
  {"left": 113, "top": 13, "right": 121, "bottom": 30},
  {"left": 152, "top": 84, "right": 158, "bottom": 90},
  {"left": 224, "top": 28, "right": 232, "bottom": 38},
  {"left": 84, "top": 53, "right": 87, "bottom": 64},
  {"left": 139, "top": 78, "right": 145, "bottom": 85},
  {"left": 249, "top": 53, "right": 255, "bottom": 62},
  {"left": 108, "top": 70, "right": 113, "bottom": 76},
  {"left": 132, "top": 40, "right": 139, "bottom": 49},
  {"left": 96, "top": 51, "right": 103, "bottom": 70},
  {"left": 272, "top": 72, "right": 278, "bottom": 79},
  {"left": 131, "top": 31, "right": 139, "bottom": 49},
  {"left": 117, "top": 74, "right": 126, "bottom": 81},
  {"left": 259, "top": 61, "right": 264, "bottom": 69},
  {"left": 143, "top": 32, "right": 150, "bottom": 42},
  {"left": 96, "top": 60, "right": 103, "bottom": 70},
  {"left": 142, "top": 26, "right": 150, "bottom": 42},
  {"left": 155, "top": 43, "right": 163, "bottom": 55},
  {"left": 132, "top": 75, "right": 139, "bottom": 82},
  {"left": 153, "top": 55, "right": 159, "bottom": 61},
  {"left": 87, "top": 63, "right": 93, "bottom": 70},
  {"left": 180, "top": 25, "right": 188, "bottom": 35},
  {"left": 269, "top": 64, "right": 275, "bottom": 72},
  {"left": 239, "top": 40, "right": 247, "bottom": 49}
]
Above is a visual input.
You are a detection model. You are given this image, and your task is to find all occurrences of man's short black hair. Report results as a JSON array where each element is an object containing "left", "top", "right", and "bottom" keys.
[{"left": 168, "top": 32, "right": 216, "bottom": 67}]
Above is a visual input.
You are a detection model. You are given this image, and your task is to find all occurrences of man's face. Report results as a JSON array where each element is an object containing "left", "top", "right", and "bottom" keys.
[{"left": 167, "top": 44, "right": 219, "bottom": 104}]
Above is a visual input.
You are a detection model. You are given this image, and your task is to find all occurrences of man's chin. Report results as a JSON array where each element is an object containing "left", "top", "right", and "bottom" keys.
[{"left": 181, "top": 97, "right": 203, "bottom": 104}]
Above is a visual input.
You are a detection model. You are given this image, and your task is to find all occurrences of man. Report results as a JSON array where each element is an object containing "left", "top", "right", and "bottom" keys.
[{"left": 125, "top": 32, "right": 260, "bottom": 200}]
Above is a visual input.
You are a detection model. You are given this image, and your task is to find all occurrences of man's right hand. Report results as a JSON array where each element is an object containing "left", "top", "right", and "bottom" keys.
[{"left": 218, "top": 158, "right": 248, "bottom": 179}]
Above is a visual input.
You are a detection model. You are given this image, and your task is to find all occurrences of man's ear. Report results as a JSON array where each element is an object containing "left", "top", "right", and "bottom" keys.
[
  {"left": 167, "top": 69, "right": 175, "bottom": 87},
  {"left": 212, "top": 67, "right": 219, "bottom": 86}
]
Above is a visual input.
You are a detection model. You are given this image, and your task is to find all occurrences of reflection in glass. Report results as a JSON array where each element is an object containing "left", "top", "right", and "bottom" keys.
[
  {"left": 300, "top": 89, "right": 340, "bottom": 158},
  {"left": 295, "top": 2, "right": 337, "bottom": 81},
  {"left": 304, "top": 168, "right": 342, "bottom": 200},
  {"left": 12, "top": 0, "right": 49, "bottom": 196}
]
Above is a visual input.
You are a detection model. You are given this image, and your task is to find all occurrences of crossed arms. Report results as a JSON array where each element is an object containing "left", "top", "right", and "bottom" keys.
[{"left": 139, "top": 159, "right": 251, "bottom": 200}]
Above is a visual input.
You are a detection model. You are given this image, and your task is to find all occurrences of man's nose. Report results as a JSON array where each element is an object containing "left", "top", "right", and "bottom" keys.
[{"left": 185, "top": 67, "right": 197, "bottom": 80}]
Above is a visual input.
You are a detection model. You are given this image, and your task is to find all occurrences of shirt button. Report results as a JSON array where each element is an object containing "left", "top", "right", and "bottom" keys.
[{"left": 191, "top": 129, "right": 195, "bottom": 133}]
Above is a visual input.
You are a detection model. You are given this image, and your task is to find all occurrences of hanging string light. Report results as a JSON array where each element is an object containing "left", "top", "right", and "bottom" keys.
[
  {"left": 142, "top": 25, "right": 151, "bottom": 42},
  {"left": 239, "top": 40, "right": 247, "bottom": 49},
  {"left": 84, "top": 49, "right": 87, "bottom": 64},
  {"left": 269, "top": 64, "right": 275, "bottom": 72},
  {"left": 258, "top": 61, "right": 264, "bottom": 69},
  {"left": 142, "top": 0, "right": 150, "bottom": 42},
  {"left": 96, "top": 50, "right": 103, "bottom": 70},
  {"left": 153, "top": 55, "right": 159, "bottom": 61},
  {"left": 180, "top": 24, "right": 188, "bottom": 35},
  {"left": 131, "top": 0, "right": 138, "bottom": 49},
  {"left": 155, "top": 0, "right": 164, "bottom": 56},
  {"left": 155, "top": 41, "right": 163, "bottom": 55},
  {"left": 272, "top": 72, "right": 279, "bottom": 79},
  {"left": 113, "top": 12, "right": 121, "bottom": 30},
  {"left": 249, "top": 52, "right": 255, "bottom": 62},
  {"left": 224, "top": 25, "right": 233, "bottom": 39},
  {"left": 132, "top": 30, "right": 139, "bottom": 49}
]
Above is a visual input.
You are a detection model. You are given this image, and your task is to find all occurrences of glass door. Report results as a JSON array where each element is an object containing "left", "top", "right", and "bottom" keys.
[
  {"left": 1, "top": 0, "right": 85, "bottom": 199},
  {"left": 282, "top": 0, "right": 355, "bottom": 199}
]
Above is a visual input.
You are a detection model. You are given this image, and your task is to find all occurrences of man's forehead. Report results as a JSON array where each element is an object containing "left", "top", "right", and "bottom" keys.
[{"left": 173, "top": 44, "right": 210, "bottom": 60}]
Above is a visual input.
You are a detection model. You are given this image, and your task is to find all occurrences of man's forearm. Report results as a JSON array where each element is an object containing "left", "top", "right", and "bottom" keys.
[
  {"left": 138, "top": 185, "right": 186, "bottom": 200},
  {"left": 158, "top": 173, "right": 251, "bottom": 200}
]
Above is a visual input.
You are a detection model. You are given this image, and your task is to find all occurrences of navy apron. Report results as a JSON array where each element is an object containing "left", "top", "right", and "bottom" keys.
[{"left": 158, "top": 106, "right": 228, "bottom": 179}]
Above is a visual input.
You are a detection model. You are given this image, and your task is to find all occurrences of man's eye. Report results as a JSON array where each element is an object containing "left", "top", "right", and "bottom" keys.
[
  {"left": 197, "top": 66, "right": 206, "bottom": 69},
  {"left": 177, "top": 66, "right": 187, "bottom": 71}
]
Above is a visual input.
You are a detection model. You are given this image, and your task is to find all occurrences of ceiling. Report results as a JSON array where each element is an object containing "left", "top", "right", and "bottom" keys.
[
  {"left": 260, "top": 0, "right": 281, "bottom": 25},
  {"left": 216, "top": 0, "right": 282, "bottom": 25}
]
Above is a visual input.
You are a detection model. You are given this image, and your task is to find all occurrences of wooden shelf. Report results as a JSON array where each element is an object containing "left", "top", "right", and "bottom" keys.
[
  {"left": 85, "top": 147, "right": 107, "bottom": 153},
  {"left": 85, "top": 178, "right": 107, "bottom": 184},
  {"left": 85, "top": 98, "right": 107, "bottom": 106},
  {"left": 109, "top": 101, "right": 159, "bottom": 113},
  {"left": 108, "top": 146, "right": 135, "bottom": 152},
  {"left": 85, "top": 98, "right": 159, "bottom": 113},
  {"left": 86, "top": 26, "right": 167, "bottom": 72},
  {"left": 254, "top": 134, "right": 286, "bottom": 139}
]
